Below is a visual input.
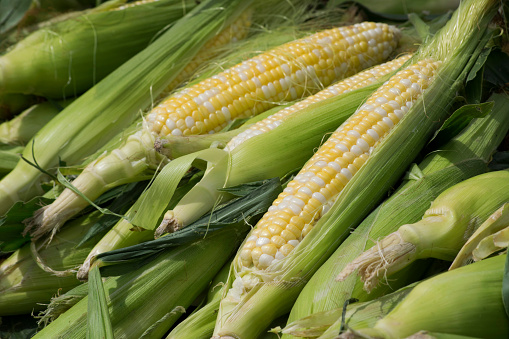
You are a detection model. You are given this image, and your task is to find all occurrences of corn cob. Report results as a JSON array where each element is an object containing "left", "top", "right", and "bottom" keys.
[
  {"left": 283, "top": 92, "right": 509, "bottom": 334},
  {"left": 339, "top": 254, "right": 509, "bottom": 339},
  {"left": 338, "top": 170, "right": 509, "bottom": 292},
  {"left": 212, "top": 0, "right": 499, "bottom": 336},
  {"left": 239, "top": 59, "right": 441, "bottom": 270},
  {"left": 159, "top": 55, "right": 410, "bottom": 236},
  {"left": 27, "top": 21, "right": 401, "bottom": 240},
  {"left": 224, "top": 54, "right": 411, "bottom": 151},
  {"left": 0, "top": 0, "right": 253, "bottom": 217},
  {"left": 147, "top": 22, "right": 401, "bottom": 137},
  {"left": 0, "top": 0, "right": 198, "bottom": 98}
]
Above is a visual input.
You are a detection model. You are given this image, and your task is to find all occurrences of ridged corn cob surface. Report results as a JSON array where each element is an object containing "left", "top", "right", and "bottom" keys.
[
  {"left": 146, "top": 22, "right": 401, "bottom": 137},
  {"left": 239, "top": 59, "right": 441, "bottom": 270},
  {"left": 224, "top": 54, "right": 411, "bottom": 151}
]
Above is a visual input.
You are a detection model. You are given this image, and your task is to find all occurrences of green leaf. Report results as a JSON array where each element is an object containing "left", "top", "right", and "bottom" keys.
[
  {"left": 408, "top": 13, "right": 430, "bottom": 41},
  {"left": 127, "top": 148, "right": 227, "bottom": 230},
  {"left": 78, "top": 181, "right": 150, "bottom": 247},
  {"left": 0, "top": 0, "right": 32, "bottom": 34},
  {"left": 87, "top": 266, "right": 114, "bottom": 339},
  {"left": 484, "top": 49, "right": 509, "bottom": 87},
  {"left": 96, "top": 178, "right": 281, "bottom": 267},
  {"left": 466, "top": 47, "right": 491, "bottom": 82},
  {"left": 0, "top": 196, "right": 53, "bottom": 252},
  {"left": 426, "top": 101, "right": 494, "bottom": 151}
]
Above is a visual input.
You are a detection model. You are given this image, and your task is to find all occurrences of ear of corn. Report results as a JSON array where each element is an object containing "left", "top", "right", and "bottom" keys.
[
  {"left": 340, "top": 254, "right": 509, "bottom": 339},
  {"left": 0, "top": 100, "right": 72, "bottom": 146},
  {"left": 160, "top": 55, "right": 409, "bottom": 236},
  {"left": 0, "top": 0, "right": 198, "bottom": 98},
  {"left": 0, "top": 0, "right": 254, "bottom": 216},
  {"left": 283, "top": 92, "right": 509, "bottom": 333},
  {"left": 212, "top": 0, "right": 499, "bottom": 337},
  {"left": 27, "top": 20, "right": 401, "bottom": 240},
  {"left": 338, "top": 170, "right": 509, "bottom": 292},
  {"left": 451, "top": 202, "right": 509, "bottom": 268}
]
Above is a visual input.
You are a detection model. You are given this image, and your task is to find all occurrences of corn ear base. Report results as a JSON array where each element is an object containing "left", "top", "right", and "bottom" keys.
[
  {"left": 284, "top": 92, "right": 509, "bottom": 331},
  {"left": 339, "top": 170, "right": 509, "bottom": 291}
]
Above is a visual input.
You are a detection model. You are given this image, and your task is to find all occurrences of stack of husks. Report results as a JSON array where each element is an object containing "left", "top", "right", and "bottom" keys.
[{"left": 0, "top": 0, "right": 508, "bottom": 338}]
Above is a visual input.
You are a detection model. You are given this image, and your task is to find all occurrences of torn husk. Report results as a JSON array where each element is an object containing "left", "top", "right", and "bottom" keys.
[
  {"left": 451, "top": 202, "right": 509, "bottom": 269},
  {"left": 338, "top": 170, "right": 509, "bottom": 292}
]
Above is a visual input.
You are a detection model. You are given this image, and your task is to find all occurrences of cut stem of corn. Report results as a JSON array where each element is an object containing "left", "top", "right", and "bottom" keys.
[
  {"left": 338, "top": 170, "right": 509, "bottom": 292},
  {"left": 339, "top": 254, "right": 509, "bottom": 339}
]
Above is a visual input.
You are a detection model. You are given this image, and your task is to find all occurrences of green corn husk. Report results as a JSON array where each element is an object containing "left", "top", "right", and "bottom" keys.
[
  {"left": 166, "top": 259, "right": 232, "bottom": 339},
  {"left": 327, "top": 0, "right": 460, "bottom": 15},
  {"left": 283, "top": 92, "right": 509, "bottom": 335},
  {"left": 0, "top": 145, "right": 24, "bottom": 177},
  {"left": 282, "top": 283, "right": 416, "bottom": 338},
  {"left": 32, "top": 223, "right": 250, "bottom": 339},
  {"left": 338, "top": 169, "right": 509, "bottom": 292},
  {"left": 340, "top": 254, "right": 509, "bottom": 339},
  {"left": 451, "top": 202, "right": 509, "bottom": 267},
  {"left": 0, "top": 0, "right": 254, "bottom": 216},
  {"left": 0, "top": 100, "right": 72, "bottom": 145},
  {"left": 212, "top": 0, "right": 500, "bottom": 337},
  {"left": 0, "top": 210, "right": 108, "bottom": 315},
  {"left": 0, "top": 0, "right": 198, "bottom": 98}
]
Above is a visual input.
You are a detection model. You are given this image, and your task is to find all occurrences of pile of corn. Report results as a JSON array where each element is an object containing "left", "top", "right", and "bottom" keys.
[{"left": 0, "top": 0, "right": 508, "bottom": 338}]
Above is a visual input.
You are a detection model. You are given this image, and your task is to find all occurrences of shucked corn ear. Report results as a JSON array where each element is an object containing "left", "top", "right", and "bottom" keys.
[
  {"left": 338, "top": 170, "right": 509, "bottom": 292},
  {"left": 339, "top": 254, "right": 509, "bottom": 339},
  {"left": 224, "top": 54, "right": 411, "bottom": 151},
  {"left": 146, "top": 22, "right": 401, "bottom": 137},
  {"left": 239, "top": 59, "right": 441, "bottom": 270},
  {"left": 159, "top": 55, "right": 410, "bottom": 235},
  {"left": 27, "top": 21, "right": 401, "bottom": 239},
  {"left": 213, "top": 0, "right": 499, "bottom": 337},
  {"left": 0, "top": 0, "right": 198, "bottom": 98},
  {"left": 284, "top": 92, "right": 509, "bottom": 334}
]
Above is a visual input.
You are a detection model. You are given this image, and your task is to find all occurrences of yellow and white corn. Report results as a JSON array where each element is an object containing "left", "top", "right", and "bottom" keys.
[
  {"left": 224, "top": 54, "right": 411, "bottom": 151},
  {"left": 146, "top": 22, "right": 401, "bottom": 137},
  {"left": 240, "top": 59, "right": 441, "bottom": 269}
]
